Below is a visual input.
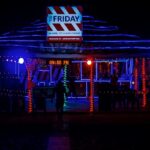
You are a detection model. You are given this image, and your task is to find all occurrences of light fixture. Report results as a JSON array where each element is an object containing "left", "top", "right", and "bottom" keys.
[
  {"left": 87, "top": 60, "right": 92, "bottom": 65},
  {"left": 18, "top": 58, "right": 24, "bottom": 64}
]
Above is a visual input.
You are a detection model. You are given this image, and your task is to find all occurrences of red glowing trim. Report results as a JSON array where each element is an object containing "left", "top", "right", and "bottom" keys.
[
  {"left": 25, "top": 64, "right": 33, "bottom": 113},
  {"left": 90, "top": 63, "right": 94, "bottom": 112},
  {"left": 142, "top": 58, "right": 146, "bottom": 107}
]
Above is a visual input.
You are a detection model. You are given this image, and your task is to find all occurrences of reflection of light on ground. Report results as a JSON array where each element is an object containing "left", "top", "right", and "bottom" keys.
[
  {"left": 45, "top": 98, "right": 98, "bottom": 112},
  {"left": 47, "top": 135, "right": 70, "bottom": 150}
]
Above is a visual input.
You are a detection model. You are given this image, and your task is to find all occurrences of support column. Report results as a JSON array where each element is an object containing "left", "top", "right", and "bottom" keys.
[
  {"left": 95, "top": 62, "right": 98, "bottom": 80},
  {"left": 129, "top": 58, "right": 134, "bottom": 89},
  {"left": 126, "top": 60, "right": 128, "bottom": 75},
  {"left": 134, "top": 58, "right": 138, "bottom": 91},
  {"left": 110, "top": 62, "right": 113, "bottom": 75},
  {"left": 25, "top": 59, "right": 35, "bottom": 113},
  {"left": 142, "top": 58, "right": 147, "bottom": 108},
  {"left": 90, "top": 61, "right": 94, "bottom": 112},
  {"left": 63, "top": 64, "right": 68, "bottom": 105},
  {"left": 80, "top": 61, "right": 83, "bottom": 80},
  {"left": 27, "top": 69, "right": 33, "bottom": 113}
]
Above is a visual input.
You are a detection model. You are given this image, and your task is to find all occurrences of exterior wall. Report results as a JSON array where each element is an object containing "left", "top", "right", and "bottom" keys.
[{"left": 1, "top": 57, "right": 150, "bottom": 112}]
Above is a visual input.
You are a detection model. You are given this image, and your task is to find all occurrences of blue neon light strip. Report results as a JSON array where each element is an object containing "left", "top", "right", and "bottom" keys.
[
  {"left": 84, "top": 40, "right": 150, "bottom": 43},
  {"left": 14, "top": 27, "right": 117, "bottom": 33},
  {"left": 11, "top": 20, "right": 108, "bottom": 29},
  {"left": 0, "top": 34, "right": 139, "bottom": 39},
  {"left": 12, "top": 23, "right": 119, "bottom": 33},
  {"left": 0, "top": 44, "right": 150, "bottom": 50},
  {"left": 31, "top": 19, "right": 41, "bottom": 24},
  {"left": 30, "top": 20, "right": 106, "bottom": 26},
  {"left": 22, "top": 26, "right": 47, "bottom": 29},
  {"left": 83, "top": 20, "right": 106, "bottom": 23},
  {"left": 17, "top": 30, "right": 45, "bottom": 33},
  {"left": 83, "top": 15, "right": 94, "bottom": 19},
  {"left": 0, "top": 40, "right": 45, "bottom": 42},
  {"left": 22, "top": 25, "right": 117, "bottom": 30},
  {"left": 0, "top": 13, "right": 147, "bottom": 51},
  {"left": 31, "top": 22, "right": 46, "bottom": 26},
  {"left": 72, "top": 59, "right": 129, "bottom": 63},
  {"left": 2, "top": 32, "right": 11, "bottom": 36},
  {"left": 0, "top": 39, "right": 150, "bottom": 43},
  {"left": 84, "top": 28, "right": 118, "bottom": 31},
  {"left": 84, "top": 25, "right": 118, "bottom": 29},
  {"left": 31, "top": 20, "right": 105, "bottom": 26},
  {"left": 67, "top": 96, "right": 99, "bottom": 99},
  {"left": 84, "top": 34, "right": 139, "bottom": 38},
  {"left": 21, "top": 20, "right": 107, "bottom": 28}
]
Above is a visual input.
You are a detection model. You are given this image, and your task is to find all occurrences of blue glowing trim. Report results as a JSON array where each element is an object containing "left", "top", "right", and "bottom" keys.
[
  {"left": 99, "top": 26, "right": 118, "bottom": 29},
  {"left": 0, "top": 44, "right": 150, "bottom": 50},
  {"left": 67, "top": 96, "right": 87, "bottom": 99},
  {"left": 1, "top": 39, "right": 149, "bottom": 43},
  {"left": 84, "top": 34, "right": 139, "bottom": 38},
  {"left": 32, "top": 22, "right": 46, "bottom": 26},
  {"left": 87, "top": 46, "right": 150, "bottom": 50},
  {"left": 83, "top": 15, "right": 94, "bottom": 19},
  {"left": 39, "top": 70, "right": 50, "bottom": 72},
  {"left": 14, "top": 26, "right": 118, "bottom": 33},
  {"left": 84, "top": 25, "right": 118, "bottom": 29},
  {"left": 72, "top": 59, "right": 129, "bottom": 63},
  {"left": 31, "top": 19, "right": 41, "bottom": 24},
  {"left": 22, "top": 26, "right": 46, "bottom": 29},
  {"left": 0, "top": 34, "right": 139, "bottom": 39},
  {"left": 84, "top": 40, "right": 150, "bottom": 43},
  {"left": 0, "top": 35, "right": 43, "bottom": 38},
  {"left": 83, "top": 28, "right": 118, "bottom": 31},
  {"left": 94, "top": 59, "right": 129, "bottom": 62},
  {"left": 17, "top": 30, "right": 44, "bottom": 33},
  {"left": 30, "top": 20, "right": 106, "bottom": 26},
  {"left": 83, "top": 20, "right": 106, "bottom": 23},
  {"left": 22, "top": 25, "right": 115, "bottom": 30},
  {"left": 31, "top": 21, "right": 105, "bottom": 26},
  {"left": 0, "top": 40, "right": 45, "bottom": 42},
  {"left": 14, "top": 28, "right": 117, "bottom": 33},
  {"left": 2, "top": 32, "right": 11, "bottom": 36}
]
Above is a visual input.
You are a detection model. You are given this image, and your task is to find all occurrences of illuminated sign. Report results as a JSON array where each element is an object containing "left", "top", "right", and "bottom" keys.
[
  {"left": 47, "top": 6, "right": 83, "bottom": 42},
  {"left": 49, "top": 60, "right": 69, "bottom": 65}
]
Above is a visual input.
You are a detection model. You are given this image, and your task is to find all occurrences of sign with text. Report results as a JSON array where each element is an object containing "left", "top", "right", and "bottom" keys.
[
  {"left": 47, "top": 6, "right": 83, "bottom": 42},
  {"left": 49, "top": 60, "right": 69, "bottom": 65}
]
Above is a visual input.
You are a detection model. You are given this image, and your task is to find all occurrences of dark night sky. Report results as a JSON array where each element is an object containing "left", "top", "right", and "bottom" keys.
[{"left": 0, "top": 0, "right": 150, "bottom": 38}]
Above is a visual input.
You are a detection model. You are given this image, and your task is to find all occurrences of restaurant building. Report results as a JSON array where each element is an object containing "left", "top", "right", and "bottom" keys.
[{"left": 0, "top": 7, "right": 150, "bottom": 112}]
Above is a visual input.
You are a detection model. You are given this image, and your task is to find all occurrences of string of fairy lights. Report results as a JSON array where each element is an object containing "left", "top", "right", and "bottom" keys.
[
  {"left": 0, "top": 56, "right": 20, "bottom": 62},
  {"left": 0, "top": 89, "right": 27, "bottom": 97},
  {"left": 0, "top": 74, "right": 19, "bottom": 79},
  {"left": 0, "top": 57, "right": 149, "bottom": 102},
  {"left": 0, "top": 56, "right": 27, "bottom": 98},
  {"left": 63, "top": 64, "right": 69, "bottom": 105},
  {"left": 0, "top": 89, "right": 144, "bottom": 97}
]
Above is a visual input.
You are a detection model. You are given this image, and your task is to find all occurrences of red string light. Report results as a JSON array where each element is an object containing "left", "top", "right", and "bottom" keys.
[
  {"left": 25, "top": 62, "right": 33, "bottom": 113},
  {"left": 142, "top": 58, "right": 146, "bottom": 107},
  {"left": 89, "top": 59, "right": 94, "bottom": 112}
]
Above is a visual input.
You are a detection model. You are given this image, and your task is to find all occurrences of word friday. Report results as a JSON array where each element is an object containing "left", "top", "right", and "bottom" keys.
[{"left": 50, "top": 15, "right": 81, "bottom": 22}]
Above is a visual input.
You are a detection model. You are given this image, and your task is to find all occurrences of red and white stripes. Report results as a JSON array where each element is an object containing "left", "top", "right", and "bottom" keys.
[{"left": 47, "top": 6, "right": 83, "bottom": 42}]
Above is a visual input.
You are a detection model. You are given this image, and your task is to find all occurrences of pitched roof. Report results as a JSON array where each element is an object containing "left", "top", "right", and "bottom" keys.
[{"left": 0, "top": 15, "right": 150, "bottom": 58}]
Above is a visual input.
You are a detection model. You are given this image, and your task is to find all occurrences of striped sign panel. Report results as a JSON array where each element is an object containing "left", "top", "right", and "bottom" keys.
[{"left": 47, "top": 6, "right": 83, "bottom": 42}]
